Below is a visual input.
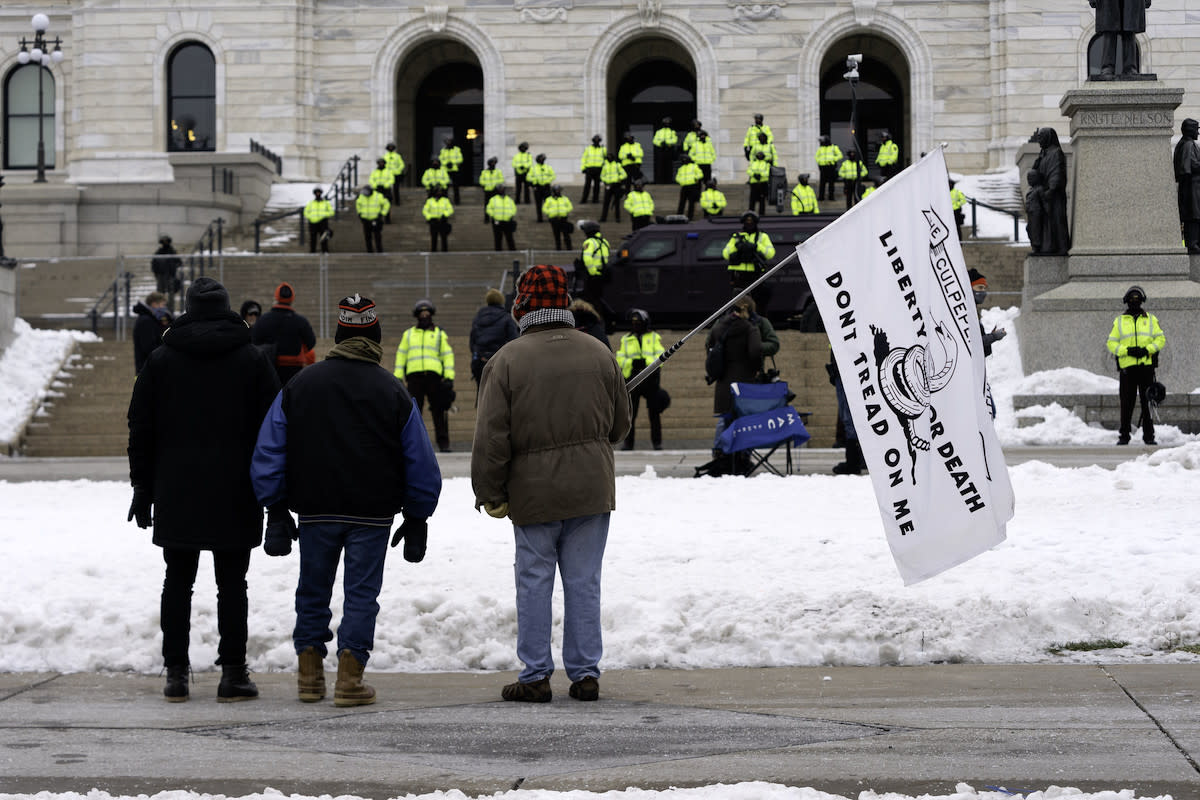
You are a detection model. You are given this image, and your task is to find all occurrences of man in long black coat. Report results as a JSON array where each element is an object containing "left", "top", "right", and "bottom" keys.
[
  {"left": 1090, "top": 0, "right": 1149, "bottom": 77},
  {"left": 127, "top": 277, "right": 280, "bottom": 703},
  {"left": 1174, "top": 118, "right": 1200, "bottom": 253}
]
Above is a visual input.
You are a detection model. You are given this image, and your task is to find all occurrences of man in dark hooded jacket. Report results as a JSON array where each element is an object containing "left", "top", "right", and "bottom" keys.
[
  {"left": 253, "top": 282, "right": 317, "bottom": 386},
  {"left": 132, "top": 291, "right": 172, "bottom": 373},
  {"left": 127, "top": 277, "right": 280, "bottom": 703},
  {"left": 468, "top": 289, "right": 519, "bottom": 384}
]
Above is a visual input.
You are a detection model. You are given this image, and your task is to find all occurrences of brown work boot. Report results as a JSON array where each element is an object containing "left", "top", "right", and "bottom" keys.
[
  {"left": 297, "top": 646, "right": 326, "bottom": 703},
  {"left": 501, "top": 676, "right": 552, "bottom": 703},
  {"left": 333, "top": 650, "right": 376, "bottom": 707},
  {"left": 568, "top": 675, "right": 599, "bottom": 701}
]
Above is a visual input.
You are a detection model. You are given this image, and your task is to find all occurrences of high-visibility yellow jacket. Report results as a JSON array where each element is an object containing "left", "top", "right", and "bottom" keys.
[
  {"left": 749, "top": 141, "right": 778, "bottom": 165},
  {"left": 528, "top": 162, "right": 555, "bottom": 187},
  {"left": 816, "top": 144, "right": 843, "bottom": 167},
  {"left": 581, "top": 233, "right": 610, "bottom": 275},
  {"left": 369, "top": 167, "right": 394, "bottom": 191},
  {"left": 619, "top": 141, "right": 644, "bottom": 167},
  {"left": 653, "top": 127, "right": 678, "bottom": 148},
  {"left": 624, "top": 190, "right": 654, "bottom": 217},
  {"left": 682, "top": 131, "right": 700, "bottom": 155},
  {"left": 675, "top": 162, "right": 703, "bottom": 187},
  {"left": 950, "top": 187, "right": 967, "bottom": 210},
  {"left": 422, "top": 196, "right": 454, "bottom": 222},
  {"left": 1107, "top": 312, "right": 1166, "bottom": 368},
  {"left": 743, "top": 124, "right": 774, "bottom": 150},
  {"left": 385, "top": 150, "right": 405, "bottom": 177},
  {"left": 394, "top": 326, "right": 455, "bottom": 379},
  {"left": 543, "top": 195, "right": 573, "bottom": 219},
  {"left": 791, "top": 183, "right": 818, "bottom": 214},
  {"left": 615, "top": 331, "right": 665, "bottom": 379},
  {"left": 690, "top": 139, "right": 716, "bottom": 165},
  {"left": 421, "top": 166, "right": 450, "bottom": 190},
  {"left": 581, "top": 145, "right": 605, "bottom": 170},
  {"left": 439, "top": 145, "right": 463, "bottom": 173},
  {"left": 479, "top": 167, "right": 504, "bottom": 191},
  {"left": 723, "top": 230, "right": 776, "bottom": 272},
  {"left": 876, "top": 140, "right": 899, "bottom": 167},
  {"left": 838, "top": 159, "right": 868, "bottom": 180},
  {"left": 486, "top": 194, "right": 516, "bottom": 222},
  {"left": 747, "top": 159, "right": 771, "bottom": 184},
  {"left": 304, "top": 198, "right": 333, "bottom": 224},
  {"left": 512, "top": 150, "right": 532, "bottom": 176},
  {"left": 601, "top": 160, "right": 627, "bottom": 186},
  {"left": 861, "top": 186, "right": 876, "bottom": 199},
  {"left": 355, "top": 192, "right": 390, "bottom": 220},
  {"left": 700, "top": 188, "right": 727, "bottom": 215}
]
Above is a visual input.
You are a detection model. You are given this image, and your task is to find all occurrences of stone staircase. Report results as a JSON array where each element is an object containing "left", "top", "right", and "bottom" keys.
[{"left": 18, "top": 330, "right": 840, "bottom": 458}]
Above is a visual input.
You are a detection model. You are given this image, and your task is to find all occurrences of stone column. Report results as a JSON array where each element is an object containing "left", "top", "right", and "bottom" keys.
[{"left": 1018, "top": 83, "right": 1200, "bottom": 390}]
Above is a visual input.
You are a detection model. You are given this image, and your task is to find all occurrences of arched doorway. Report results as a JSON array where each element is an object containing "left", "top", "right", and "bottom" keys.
[
  {"left": 820, "top": 36, "right": 908, "bottom": 177},
  {"left": 609, "top": 37, "right": 696, "bottom": 183},
  {"left": 396, "top": 40, "right": 484, "bottom": 185}
]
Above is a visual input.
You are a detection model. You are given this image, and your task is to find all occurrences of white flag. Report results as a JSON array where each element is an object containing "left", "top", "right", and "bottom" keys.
[{"left": 798, "top": 150, "right": 1014, "bottom": 585}]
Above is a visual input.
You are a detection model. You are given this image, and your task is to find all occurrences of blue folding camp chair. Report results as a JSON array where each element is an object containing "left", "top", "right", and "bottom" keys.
[{"left": 710, "top": 381, "right": 811, "bottom": 477}]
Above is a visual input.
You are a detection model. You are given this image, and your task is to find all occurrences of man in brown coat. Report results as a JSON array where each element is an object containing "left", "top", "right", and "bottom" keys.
[{"left": 471, "top": 264, "right": 631, "bottom": 704}]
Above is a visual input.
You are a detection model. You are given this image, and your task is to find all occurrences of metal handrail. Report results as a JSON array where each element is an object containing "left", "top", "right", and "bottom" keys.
[
  {"left": 250, "top": 139, "right": 283, "bottom": 175},
  {"left": 254, "top": 207, "right": 305, "bottom": 253},
  {"left": 251, "top": 154, "right": 361, "bottom": 253},
  {"left": 965, "top": 195, "right": 1024, "bottom": 242},
  {"left": 86, "top": 269, "right": 133, "bottom": 336},
  {"left": 185, "top": 218, "right": 225, "bottom": 285}
]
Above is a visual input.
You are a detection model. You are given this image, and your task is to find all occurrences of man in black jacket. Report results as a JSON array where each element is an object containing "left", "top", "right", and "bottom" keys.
[
  {"left": 127, "top": 277, "right": 280, "bottom": 703},
  {"left": 252, "top": 294, "right": 442, "bottom": 707},
  {"left": 252, "top": 282, "right": 317, "bottom": 386},
  {"left": 132, "top": 291, "right": 172, "bottom": 373}
]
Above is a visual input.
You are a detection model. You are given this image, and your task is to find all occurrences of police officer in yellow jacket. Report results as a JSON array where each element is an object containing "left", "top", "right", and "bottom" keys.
[
  {"left": 615, "top": 308, "right": 667, "bottom": 450},
  {"left": 690, "top": 130, "right": 716, "bottom": 183},
  {"left": 1106, "top": 286, "right": 1167, "bottom": 445},
  {"left": 747, "top": 151, "right": 771, "bottom": 216},
  {"left": 838, "top": 149, "right": 868, "bottom": 208},
  {"left": 876, "top": 130, "right": 899, "bottom": 182},
  {"left": 369, "top": 159, "right": 395, "bottom": 222},
  {"left": 652, "top": 117, "right": 678, "bottom": 184},
  {"left": 421, "top": 158, "right": 450, "bottom": 196},
  {"left": 624, "top": 179, "right": 655, "bottom": 231},
  {"left": 528, "top": 153, "right": 556, "bottom": 223},
  {"left": 304, "top": 188, "right": 334, "bottom": 253},
  {"left": 581, "top": 135, "right": 606, "bottom": 204},
  {"left": 543, "top": 185, "right": 573, "bottom": 251},
  {"left": 394, "top": 298, "right": 455, "bottom": 452},
  {"left": 598, "top": 151, "right": 628, "bottom": 223},
  {"left": 675, "top": 154, "right": 703, "bottom": 220},
  {"left": 512, "top": 142, "right": 533, "bottom": 205},
  {"left": 439, "top": 136, "right": 464, "bottom": 204},
  {"left": 700, "top": 178, "right": 727, "bottom": 218},
  {"left": 723, "top": 210, "right": 776, "bottom": 291},
  {"left": 422, "top": 186, "right": 454, "bottom": 252},
  {"left": 486, "top": 184, "right": 517, "bottom": 251},
  {"left": 743, "top": 114, "right": 773, "bottom": 160},
  {"left": 384, "top": 143, "right": 406, "bottom": 203},
  {"left": 479, "top": 156, "right": 504, "bottom": 223},
  {"left": 618, "top": 132, "right": 644, "bottom": 187},
  {"left": 577, "top": 220, "right": 614, "bottom": 328},
  {"left": 791, "top": 174, "right": 819, "bottom": 215},
  {"left": 355, "top": 186, "right": 390, "bottom": 253},
  {"left": 815, "top": 135, "right": 843, "bottom": 201}
]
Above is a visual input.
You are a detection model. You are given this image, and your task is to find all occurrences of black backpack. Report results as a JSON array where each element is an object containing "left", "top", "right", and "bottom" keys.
[{"left": 704, "top": 325, "right": 728, "bottom": 385}]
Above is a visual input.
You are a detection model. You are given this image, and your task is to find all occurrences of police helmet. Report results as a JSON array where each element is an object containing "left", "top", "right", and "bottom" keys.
[
  {"left": 487, "top": 156, "right": 498, "bottom": 166},
  {"left": 413, "top": 299, "right": 436, "bottom": 316},
  {"left": 662, "top": 116, "right": 673, "bottom": 126},
  {"left": 1124, "top": 285, "right": 1146, "bottom": 305},
  {"left": 1148, "top": 381, "right": 1167, "bottom": 404},
  {"left": 579, "top": 220, "right": 601, "bottom": 236},
  {"left": 740, "top": 210, "right": 760, "bottom": 225},
  {"left": 820, "top": 135, "right": 831, "bottom": 146},
  {"left": 629, "top": 308, "right": 651, "bottom": 326},
  {"left": 754, "top": 113, "right": 764, "bottom": 123},
  {"left": 312, "top": 187, "right": 323, "bottom": 196},
  {"left": 592, "top": 134, "right": 602, "bottom": 144}
]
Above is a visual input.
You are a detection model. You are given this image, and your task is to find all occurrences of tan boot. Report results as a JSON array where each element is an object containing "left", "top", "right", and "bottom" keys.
[
  {"left": 297, "top": 646, "right": 326, "bottom": 703},
  {"left": 333, "top": 650, "right": 376, "bottom": 707}
]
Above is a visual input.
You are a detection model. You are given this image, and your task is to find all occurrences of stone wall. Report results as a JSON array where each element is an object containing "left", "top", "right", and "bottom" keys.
[{"left": 1014, "top": 393, "right": 1200, "bottom": 435}]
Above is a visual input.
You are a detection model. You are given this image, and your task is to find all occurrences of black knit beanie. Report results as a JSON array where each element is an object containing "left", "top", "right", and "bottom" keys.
[{"left": 185, "top": 277, "right": 231, "bottom": 317}]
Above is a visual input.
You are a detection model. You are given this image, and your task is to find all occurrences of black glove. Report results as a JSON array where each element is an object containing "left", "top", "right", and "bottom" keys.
[
  {"left": 127, "top": 486, "right": 152, "bottom": 529},
  {"left": 1126, "top": 346, "right": 1148, "bottom": 358},
  {"left": 263, "top": 503, "right": 298, "bottom": 557},
  {"left": 443, "top": 379, "right": 454, "bottom": 391},
  {"left": 391, "top": 515, "right": 428, "bottom": 563}
]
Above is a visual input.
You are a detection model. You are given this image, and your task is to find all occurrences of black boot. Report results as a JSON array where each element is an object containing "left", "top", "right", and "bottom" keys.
[
  {"left": 164, "top": 664, "right": 189, "bottom": 703},
  {"left": 217, "top": 664, "right": 259, "bottom": 703},
  {"left": 833, "top": 440, "right": 866, "bottom": 475}
]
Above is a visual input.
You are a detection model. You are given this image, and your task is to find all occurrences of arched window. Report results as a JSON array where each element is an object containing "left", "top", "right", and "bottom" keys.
[
  {"left": 167, "top": 42, "right": 216, "bottom": 151},
  {"left": 3, "top": 63, "right": 56, "bottom": 169}
]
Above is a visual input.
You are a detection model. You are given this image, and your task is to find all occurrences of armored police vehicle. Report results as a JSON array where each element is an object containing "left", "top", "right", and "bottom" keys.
[{"left": 601, "top": 213, "right": 840, "bottom": 328}]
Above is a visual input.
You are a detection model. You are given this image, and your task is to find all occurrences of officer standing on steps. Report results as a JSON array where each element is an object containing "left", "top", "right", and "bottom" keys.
[
  {"left": 479, "top": 157, "right": 504, "bottom": 223},
  {"left": 439, "top": 136, "right": 463, "bottom": 204},
  {"left": 528, "top": 153, "right": 556, "bottom": 223},
  {"left": 581, "top": 135, "right": 606, "bottom": 204},
  {"left": 675, "top": 154, "right": 703, "bottom": 220},
  {"left": 598, "top": 151, "right": 627, "bottom": 223},
  {"left": 355, "top": 186, "right": 390, "bottom": 253},
  {"left": 543, "top": 185, "right": 574, "bottom": 251},
  {"left": 743, "top": 113, "right": 773, "bottom": 161},
  {"left": 512, "top": 142, "right": 532, "bottom": 205},
  {"left": 369, "top": 159, "right": 395, "bottom": 218},
  {"left": 618, "top": 132, "right": 644, "bottom": 187},
  {"left": 486, "top": 184, "right": 517, "bottom": 251},
  {"left": 723, "top": 211, "right": 776, "bottom": 313},
  {"left": 1106, "top": 285, "right": 1166, "bottom": 446},
  {"left": 791, "top": 174, "right": 819, "bottom": 215},
  {"left": 577, "top": 220, "right": 614, "bottom": 329},
  {"left": 700, "top": 178, "right": 727, "bottom": 218},
  {"left": 815, "top": 135, "right": 843, "bottom": 202},
  {"left": 394, "top": 299, "right": 456, "bottom": 453},
  {"left": 624, "top": 179, "right": 655, "bottom": 231},
  {"left": 304, "top": 188, "right": 334, "bottom": 253},
  {"left": 876, "top": 130, "right": 900, "bottom": 183},
  {"left": 652, "top": 117, "right": 678, "bottom": 184},
  {"left": 423, "top": 187, "right": 454, "bottom": 252},
  {"left": 615, "top": 308, "right": 667, "bottom": 451},
  {"left": 384, "top": 143, "right": 406, "bottom": 203}
]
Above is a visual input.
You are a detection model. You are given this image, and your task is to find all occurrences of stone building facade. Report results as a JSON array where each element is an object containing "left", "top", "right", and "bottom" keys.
[{"left": 0, "top": 0, "right": 1180, "bottom": 255}]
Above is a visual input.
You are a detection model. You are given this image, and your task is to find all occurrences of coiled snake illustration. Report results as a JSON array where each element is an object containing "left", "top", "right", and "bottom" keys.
[{"left": 871, "top": 322, "right": 958, "bottom": 482}]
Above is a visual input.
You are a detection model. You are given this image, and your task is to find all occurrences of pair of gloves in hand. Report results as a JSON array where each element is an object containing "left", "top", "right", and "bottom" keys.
[
  {"left": 264, "top": 505, "right": 427, "bottom": 564},
  {"left": 1126, "top": 346, "right": 1149, "bottom": 358}
]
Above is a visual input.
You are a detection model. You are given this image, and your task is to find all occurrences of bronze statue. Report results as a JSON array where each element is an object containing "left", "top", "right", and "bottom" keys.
[
  {"left": 1089, "top": 0, "right": 1149, "bottom": 78},
  {"left": 1173, "top": 118, "right": 1200, "bottom": 254},
  {"left": 1024, "top": 169, "right": 1046, "bottom": 253},
  {"left": 1030, "top": 128, "right": 1070, "bottom": 256}
]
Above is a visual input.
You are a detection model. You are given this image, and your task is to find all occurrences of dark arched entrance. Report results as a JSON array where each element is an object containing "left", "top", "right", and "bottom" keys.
[
  {"left": 396, "top": 41, "right": 484, "bottom": 185},
  {"left": 609, "top": 37, "right": 696, "bottom": 183},
  {"left": 820, "top": 36, "right": 908, "bottom": 177}
]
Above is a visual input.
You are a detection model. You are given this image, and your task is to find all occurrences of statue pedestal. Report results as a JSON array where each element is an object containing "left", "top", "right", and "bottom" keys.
[{"left": 1018, "top": 83, "right": 1200, "bottom": 389}]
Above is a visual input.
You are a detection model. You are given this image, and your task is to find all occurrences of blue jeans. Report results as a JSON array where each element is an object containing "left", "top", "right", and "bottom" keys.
[
  {"left": 513, "top": 513, "right": 609, "bottom": 683},
  {"left": 294, "top": 521, "right": 389, "bottom": 666}
]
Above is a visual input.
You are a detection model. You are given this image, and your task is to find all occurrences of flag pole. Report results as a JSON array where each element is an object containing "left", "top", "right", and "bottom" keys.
[{"left": 625, "top": 249, "right": 802, "bottom": 392}]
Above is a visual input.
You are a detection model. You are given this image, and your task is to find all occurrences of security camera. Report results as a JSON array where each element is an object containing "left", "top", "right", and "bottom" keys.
[{"left": 846, "top": 53, "right": 862, "bottom": 67}]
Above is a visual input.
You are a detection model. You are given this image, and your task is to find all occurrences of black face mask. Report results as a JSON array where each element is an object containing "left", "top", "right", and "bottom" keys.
[{"left": 973, "top": 290, "right": 987, "bottom": 305}]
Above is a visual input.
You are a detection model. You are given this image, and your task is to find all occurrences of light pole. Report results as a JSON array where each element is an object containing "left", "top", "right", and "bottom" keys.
[
  {"left": 844, "top": 53, "right": 862, "bottom": 206},
  {"left": 16, "top": 13, "right": 64, "bottom": 184}
]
